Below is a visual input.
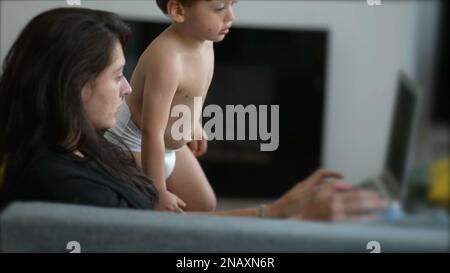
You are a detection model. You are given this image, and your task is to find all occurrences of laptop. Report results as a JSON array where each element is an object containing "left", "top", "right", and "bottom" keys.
[{"left": 357, "top": 71, "right": 420, "bottom": 209}]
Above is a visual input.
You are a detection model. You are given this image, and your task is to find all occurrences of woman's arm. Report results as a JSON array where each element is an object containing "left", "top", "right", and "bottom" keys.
[{"left": 197, "top": 169, "right": 388, "bottom": 221}]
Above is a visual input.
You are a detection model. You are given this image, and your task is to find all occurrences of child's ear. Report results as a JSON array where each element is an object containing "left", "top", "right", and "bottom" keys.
[{"left": 167, "top": 0, "right": 185, "bottom": 23}]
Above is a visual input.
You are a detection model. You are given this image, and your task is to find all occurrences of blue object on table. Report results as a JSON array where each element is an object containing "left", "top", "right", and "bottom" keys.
[{"left": 382, "top": 201, "right": 406, "bottom": 221}]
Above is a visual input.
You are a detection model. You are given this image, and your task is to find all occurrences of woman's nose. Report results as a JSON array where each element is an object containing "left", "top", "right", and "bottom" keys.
[{"left": 122, "top": 78, "right": 132, "bottom": 96}]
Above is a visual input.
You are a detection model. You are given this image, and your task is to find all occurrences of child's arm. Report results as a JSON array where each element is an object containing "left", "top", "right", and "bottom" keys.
[{"left": 139, "top": 50, "right": 186, "bottom": 212}]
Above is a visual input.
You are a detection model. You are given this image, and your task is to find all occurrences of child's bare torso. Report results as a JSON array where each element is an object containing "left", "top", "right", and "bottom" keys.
[{"left": 126, "top": 28, "right": 214, "bottom": 150}]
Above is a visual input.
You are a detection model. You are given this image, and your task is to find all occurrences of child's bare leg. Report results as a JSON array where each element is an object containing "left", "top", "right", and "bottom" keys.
[{"left": 166, "top": 145, "right": 216, "bottom": 212}]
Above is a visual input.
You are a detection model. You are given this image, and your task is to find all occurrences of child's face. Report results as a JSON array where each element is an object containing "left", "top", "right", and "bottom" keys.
[{"left": 183, "top": 0, "right": 236, "bottom": 42}]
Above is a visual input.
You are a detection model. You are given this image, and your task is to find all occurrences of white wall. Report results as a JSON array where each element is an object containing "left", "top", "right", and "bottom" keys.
[{"left": 0, "top": 0, "right": 441, "bottom": 183}]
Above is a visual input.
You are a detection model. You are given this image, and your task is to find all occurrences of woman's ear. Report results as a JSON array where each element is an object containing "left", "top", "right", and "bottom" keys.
[
  {"left": 81, "top": 81, "right": 94, "bottom": 103},
  {"left": 167, "top": 0, "right": 186, "bottom": 23}
]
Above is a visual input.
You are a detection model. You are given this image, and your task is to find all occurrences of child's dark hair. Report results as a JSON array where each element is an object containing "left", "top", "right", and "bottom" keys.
[{"left": 156, "top": 0, "right": 195, "bottom": 14}]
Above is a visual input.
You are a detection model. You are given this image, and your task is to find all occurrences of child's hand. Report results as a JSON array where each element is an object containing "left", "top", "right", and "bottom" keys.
[
  {"left": 188, "top": 128, "right": 208, "bottom": 157},
  {"left": 155, "top": 190, "right": 187, "bottom": 213},
  {"left": 188, "top": 139, "right": 207, "bottom": 157}
]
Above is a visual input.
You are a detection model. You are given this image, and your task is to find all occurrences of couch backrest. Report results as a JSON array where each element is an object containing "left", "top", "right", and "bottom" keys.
[{"left": 0, "top": 202, "right": 448, "bottom": 252}]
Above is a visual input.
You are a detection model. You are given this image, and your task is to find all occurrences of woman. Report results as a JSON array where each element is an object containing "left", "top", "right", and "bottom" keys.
[
  {"left": 0, "top": 7, "right": 386, "bottom": 221},
  {"left": 0, "top": 7, "right": 157, "bottom": 210}
]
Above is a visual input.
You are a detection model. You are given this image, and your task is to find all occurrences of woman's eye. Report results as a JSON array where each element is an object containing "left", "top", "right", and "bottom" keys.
[
  {"left": 116, "top": 75, "right": 123, "bottom": 81},
  {"left": 215, "top": 6, "right": 225, "bottom": 11}
]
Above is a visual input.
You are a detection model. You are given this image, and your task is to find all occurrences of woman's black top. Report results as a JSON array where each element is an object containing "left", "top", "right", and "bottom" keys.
[{"left": 0, "top": 146, "right": 153, "bottom": 210}]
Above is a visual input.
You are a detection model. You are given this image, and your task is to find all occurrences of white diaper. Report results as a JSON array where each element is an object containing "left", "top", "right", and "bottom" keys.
[
  {"left": 106, "top": 101, "right": 177, "bottom": 178},
  {"left": 164, "top": 149, "right": 177, "bottom": 179}
]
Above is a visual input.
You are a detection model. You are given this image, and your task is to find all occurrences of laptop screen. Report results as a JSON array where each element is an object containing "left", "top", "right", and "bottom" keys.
[{"left": 385, "top": 73, "right": 418, "bottom": 185}]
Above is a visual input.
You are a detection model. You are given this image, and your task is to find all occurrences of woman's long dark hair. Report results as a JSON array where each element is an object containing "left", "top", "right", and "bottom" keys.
[{"left": 0, "top": 8, "right": 158, "bottom": 206}]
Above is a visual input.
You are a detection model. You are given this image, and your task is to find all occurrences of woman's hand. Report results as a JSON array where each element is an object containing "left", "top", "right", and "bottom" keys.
[
  {"left": 155, "top": 190, "right": 187, "bottom": 213},
  {"left": 188, "top": 127, "right": 208, "bottom": 157},
  {"left": 266, "top": 169, "right": 387, "bottom": 221},
  {"left": 292, "top": 180, "right": 388, "bottom": 221}
]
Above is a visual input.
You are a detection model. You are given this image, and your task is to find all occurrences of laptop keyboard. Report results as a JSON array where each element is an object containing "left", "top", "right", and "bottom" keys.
[{"left": 357, "top": 178, "right": 390, "bottom": 200}]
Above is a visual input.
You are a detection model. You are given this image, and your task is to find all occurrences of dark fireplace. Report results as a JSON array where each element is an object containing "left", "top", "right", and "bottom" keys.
[{"left": 124, "top": 19, "right": 328, "bottom": 198}]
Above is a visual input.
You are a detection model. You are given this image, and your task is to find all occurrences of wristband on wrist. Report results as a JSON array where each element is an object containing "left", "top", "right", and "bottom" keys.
[{"left": 258, "top": 204, "right": 266, "bottom": 218}]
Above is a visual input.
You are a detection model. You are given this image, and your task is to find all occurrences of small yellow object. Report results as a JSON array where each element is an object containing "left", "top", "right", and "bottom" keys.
[{"left": 428, "top": 156, "right": 450, "bottom": 209}]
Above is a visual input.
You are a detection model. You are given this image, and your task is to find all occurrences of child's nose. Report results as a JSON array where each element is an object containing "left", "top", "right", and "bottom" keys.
[{"left": 225, "top": 7, "right": 235, "bottom": 22}]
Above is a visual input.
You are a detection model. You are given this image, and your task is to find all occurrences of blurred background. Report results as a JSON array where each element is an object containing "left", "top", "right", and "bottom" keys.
[{"left": 1, "top": 0, "right": 448, "bottom": 210}]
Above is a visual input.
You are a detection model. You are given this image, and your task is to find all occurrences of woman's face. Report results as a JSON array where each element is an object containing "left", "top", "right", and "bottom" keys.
[{"left": 81, "top": 42, "right": 132, "bottom": 130}]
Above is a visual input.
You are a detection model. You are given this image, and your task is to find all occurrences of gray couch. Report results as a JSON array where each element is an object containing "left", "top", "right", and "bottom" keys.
[{"left": 0, "top": 201, "right": 448, "bottom": 253}]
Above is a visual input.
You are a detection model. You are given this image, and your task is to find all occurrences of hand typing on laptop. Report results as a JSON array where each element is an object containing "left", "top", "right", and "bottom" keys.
[{"left": 285, "top": 173, "right": 389, "bottom": 222}]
